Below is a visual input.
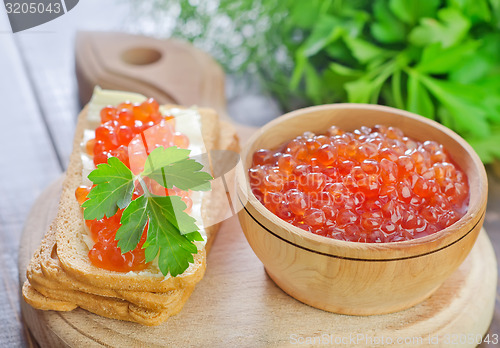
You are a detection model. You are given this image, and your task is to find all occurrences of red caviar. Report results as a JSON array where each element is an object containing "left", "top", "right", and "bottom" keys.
[
  {"left": 249, "top": 125, "right": 469, "bottom": 243},
  {"left": 76, "top": 98, "right": 192, "bottom": 272}
]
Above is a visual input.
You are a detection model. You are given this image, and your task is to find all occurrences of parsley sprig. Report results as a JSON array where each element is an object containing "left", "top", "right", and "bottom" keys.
[{"left": 82, "top": 146, "right": 213, "bottom": 277}]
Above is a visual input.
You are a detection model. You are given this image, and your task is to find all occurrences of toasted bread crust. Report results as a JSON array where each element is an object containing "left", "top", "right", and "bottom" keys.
[
  {"left": 22, "top": 281, "right": 77, "bottom": 311},
  {"left": 28, "top": 277, "right": 194, "bottom": 326},
  {"left": 29, "top": 225, "right": 185, "bottom": 310}
]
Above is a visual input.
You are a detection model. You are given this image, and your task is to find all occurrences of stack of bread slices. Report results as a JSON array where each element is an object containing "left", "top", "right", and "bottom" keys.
[{"left": 22, "top": 96, "right": 239, "bottom": 326}]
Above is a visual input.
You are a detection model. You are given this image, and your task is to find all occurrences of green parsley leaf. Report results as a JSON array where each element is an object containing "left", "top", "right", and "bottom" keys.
[
  {"left": 82, "top": 157, "right": 135, "bottom": 220},
  {"left": 449, "top": 54, "right": 492, "bottom": 84},
  {"left": 389, "top": 0, "right": 440, "bottom": 26},
  {"left": 371, "top": 0, "right": 406, "bottom": 44},
  {"left": 115, "top": 195, "right": 148, "bottom": 254},
  {"left": 345, "top": 78, "right": 375, "bottom": 104},
  {"left": 409, "top": 8, "right": 470, "bottom": 48},
  {"left": 148, "top": 195, "right": 199, "bottom": 236},
  {"left": 184, "top": 231, "right": 205, "bottom": 242},
  {"left": 416, "top": 40, "right": 480, "bottom": 74},
  {"left": 343, "top": 36, "right": 387, "bottom": 64},
  {"left": 467, "top": 129, "right": 500, "bottom": 163},
  {"left": 448, "top": 0, "right": 492, "bottom": 23},
  {"left": 304, "top": 60, "right": 322, "bottom": 104},
  {"left": 419, "top": 75, "right": 490, "bottom": 137},
  {"left": 407, "top": 73, "right": 435, "bottom": 119},
  {"left": 142, "top": 195, "right": 202, "bottom": 277},
  {"left": 301, "top": 15, "right": 344, "bottom": 58},
  {"left": 290, "top": 51, "right": 307, "bottom": 91},
  {"left": 450, "top": 33, "right": 500, "bottom": 84},
  {"left": 142, "top": 146, "right": 212, "bottom": 191},
  {"left": 345, "top": 60, "right": 397, "bottom": 103},
  {"left": 84, "top": 144, "right": 211, "bottom": 277}
]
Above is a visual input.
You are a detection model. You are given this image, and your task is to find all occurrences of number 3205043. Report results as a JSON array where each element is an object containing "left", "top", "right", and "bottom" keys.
[{"left": 5, "top": 2, "right": 61, "bottom": 14}]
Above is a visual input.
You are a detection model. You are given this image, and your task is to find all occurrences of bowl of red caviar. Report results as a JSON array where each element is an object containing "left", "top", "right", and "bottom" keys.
[{"left": 236, "top": 104, "right": 487, "bottom": 315}]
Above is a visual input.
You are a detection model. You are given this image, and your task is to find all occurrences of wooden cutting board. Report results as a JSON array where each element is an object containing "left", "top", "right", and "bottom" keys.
[
  {"left": 17, "top": 177, "right": 499, "bottom": 347},
  {"left": 75, "top": 31, "right": 228, "bottom": 119},
  {"left": 19, "top": 32, "right": 497, "bottom": 347}
]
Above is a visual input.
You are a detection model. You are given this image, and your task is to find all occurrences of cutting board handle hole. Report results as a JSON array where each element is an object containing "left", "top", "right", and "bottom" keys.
[{"left": 122, "top": 47, "right": 162, "bottom": 66}]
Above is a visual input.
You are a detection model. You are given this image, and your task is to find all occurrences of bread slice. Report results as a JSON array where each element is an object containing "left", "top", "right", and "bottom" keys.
[
  {"left": 56, "top": 106, "right": 219, "bottom": 292},
  {"left": 29, "top": 224, "right": 185, "bottom": 310},
  {"left": 24, "top": 195, "right": 194, "bottom": 324},
  {"left": 26, "top": 278, "right": 194, "bottom": 326},
  {"left": 22, "top": 281, "right": 76, "bottom": 311}
]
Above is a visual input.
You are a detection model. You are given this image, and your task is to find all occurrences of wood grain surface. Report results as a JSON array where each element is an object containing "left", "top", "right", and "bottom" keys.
[
  {"left": 0, "top": 11, "right": 62, "bottom": 348},
  {"left": 18, "top": 177, "right": 497, "bottom": 347}
]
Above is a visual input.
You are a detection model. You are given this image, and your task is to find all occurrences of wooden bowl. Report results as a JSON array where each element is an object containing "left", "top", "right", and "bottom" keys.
[{"left": 236, "top": 104, "right": 488, "bottom": 315}]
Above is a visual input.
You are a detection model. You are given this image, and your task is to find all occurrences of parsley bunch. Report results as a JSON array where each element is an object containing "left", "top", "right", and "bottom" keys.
[
  {"left": 82, "top": 146, "right": 213, "bottom": 277},
  {"left": 131, "top": 0, "right": 500, "bottom": 163}
]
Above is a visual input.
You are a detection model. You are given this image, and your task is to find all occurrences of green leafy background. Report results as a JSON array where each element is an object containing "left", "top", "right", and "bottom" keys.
[{"left": 131, "top": 0, "right": 500, "bottom": 163}]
